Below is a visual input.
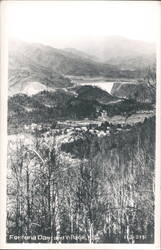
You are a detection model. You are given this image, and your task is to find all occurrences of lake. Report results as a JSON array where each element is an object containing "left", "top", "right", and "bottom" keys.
[{"left": 80, "top": 81, "right": 114, "bottom": 93}]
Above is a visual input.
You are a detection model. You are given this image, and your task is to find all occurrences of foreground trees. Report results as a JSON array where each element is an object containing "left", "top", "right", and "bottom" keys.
[{"left": 7, "top": 117, "right": 155, "bottom": 243}]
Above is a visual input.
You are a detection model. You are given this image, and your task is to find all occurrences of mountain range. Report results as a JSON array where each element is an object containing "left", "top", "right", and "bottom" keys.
[
  {"left": 8, "top": 37, "right": 155, "bottom": 132},
  {"left": 73, "top": 36, "right": 155, "bottom": 62},
  {"left": 9, "top": 37, "right": 155, "bottom": 96}
]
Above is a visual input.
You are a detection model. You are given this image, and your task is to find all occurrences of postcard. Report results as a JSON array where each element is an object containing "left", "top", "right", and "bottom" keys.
[{"left": 0, "top": 1, "right": 160, "bottom": 249}]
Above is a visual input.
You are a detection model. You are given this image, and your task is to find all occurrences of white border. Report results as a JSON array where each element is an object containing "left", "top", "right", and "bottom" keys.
[{"left": 0, "top": 1, "right": 160, "bottom": 249}]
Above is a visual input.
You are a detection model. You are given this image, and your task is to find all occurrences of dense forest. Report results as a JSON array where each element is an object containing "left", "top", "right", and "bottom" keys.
[{"left": 7, "top": 117, "right": 155, "bottom": 243}]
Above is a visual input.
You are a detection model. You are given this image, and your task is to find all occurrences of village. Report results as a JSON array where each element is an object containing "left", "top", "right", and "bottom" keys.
[{"left": 22, "top": 109, "right": 154, "bottom": 142}]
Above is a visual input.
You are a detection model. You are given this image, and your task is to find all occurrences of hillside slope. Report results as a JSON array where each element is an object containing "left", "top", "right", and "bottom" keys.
[
  {"left": 111, "top": 82, "right": 155, "bottom": 103},
  {"left": 9, "top": 42, "right": 74, "bottom": 96},
  {"left": 72, "top": 85, "right": 119, "bottom": 104}
]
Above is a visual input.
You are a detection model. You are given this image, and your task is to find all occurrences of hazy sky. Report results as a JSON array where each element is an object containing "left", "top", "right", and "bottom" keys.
[{"left": 6, "top": 1, "right": 160, "bottom": 48}]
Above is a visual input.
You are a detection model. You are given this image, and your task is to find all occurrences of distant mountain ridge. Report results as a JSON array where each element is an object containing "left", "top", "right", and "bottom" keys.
[
  {"left": 9, "top": 38, "right": 155, "bottom": 95},
  {"left": 61, "top": 36, "right": 155, "bottom": 72},
  {"left": 64, "top": 48, "right": 98, "bottom": 61},
  {"left": 64, "top": 36, "right": 155, "bottom": 62}
]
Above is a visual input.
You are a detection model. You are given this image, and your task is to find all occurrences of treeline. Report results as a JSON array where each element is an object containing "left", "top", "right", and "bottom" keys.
[{"left": 7, "top": 117, "right": 155, "bottom": 243}]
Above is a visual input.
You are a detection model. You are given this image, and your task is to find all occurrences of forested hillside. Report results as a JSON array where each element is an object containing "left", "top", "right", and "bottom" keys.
[
  {"left": 7, "top": 117, "right": 155, "bottom": 243},
  {"left": 8, "top": 86, "right": 154, "bottom": 134}
]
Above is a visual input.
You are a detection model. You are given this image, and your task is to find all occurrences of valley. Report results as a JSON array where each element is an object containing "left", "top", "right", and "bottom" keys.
[{"left": 7, "top": 38, "right": 156, "bottom": 243}]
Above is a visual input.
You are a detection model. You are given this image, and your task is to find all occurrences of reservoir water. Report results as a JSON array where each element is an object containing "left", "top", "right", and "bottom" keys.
[{"left": 80, "top": 81, "right": 114, "bottom": 93}]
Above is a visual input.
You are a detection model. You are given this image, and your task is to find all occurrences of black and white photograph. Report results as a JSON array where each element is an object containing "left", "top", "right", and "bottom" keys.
[{"left": 0, "top": 0, "right": 160, "bottom": 248}]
